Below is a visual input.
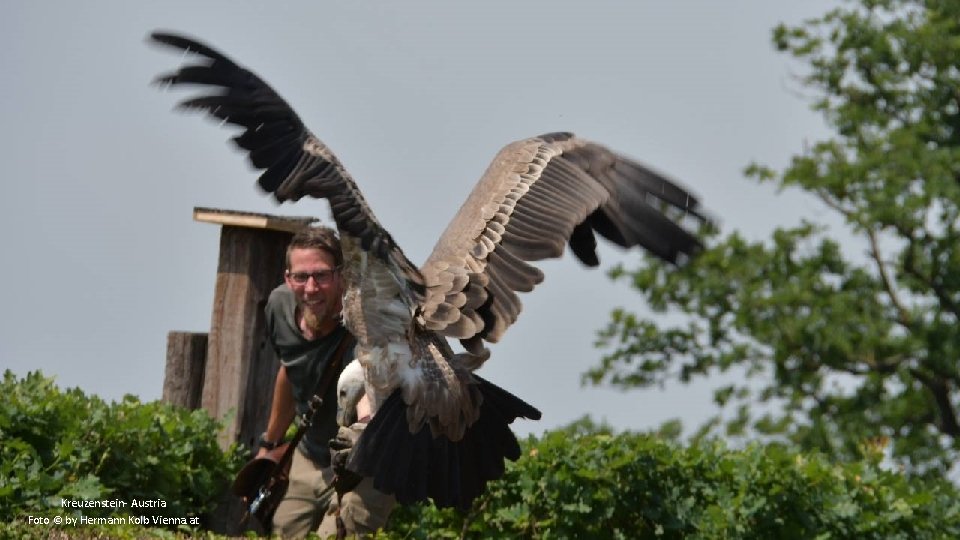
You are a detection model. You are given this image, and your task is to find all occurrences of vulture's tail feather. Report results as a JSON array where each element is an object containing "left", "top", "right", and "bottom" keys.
[{"left": 348, "top": 376, "right": 540, "bottom": 509}]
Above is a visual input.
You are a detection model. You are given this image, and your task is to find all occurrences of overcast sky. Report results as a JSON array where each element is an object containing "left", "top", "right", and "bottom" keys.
[{"left": 2, "top": 1, "right": 842, "bottom": 437}]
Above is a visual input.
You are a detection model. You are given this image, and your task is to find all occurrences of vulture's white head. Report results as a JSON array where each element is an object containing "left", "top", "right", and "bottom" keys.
[{"left": 336, "top": 358, "right": 366, "bottom": 427}]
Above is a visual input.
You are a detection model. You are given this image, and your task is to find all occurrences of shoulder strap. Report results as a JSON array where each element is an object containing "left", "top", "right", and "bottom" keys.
[
  {"left": 272, "top": 331, "right": 357, "bottom": 471},
  {"left": 308, "top": 330, "right": 356, "bottom": 406},
  {"left": 298, "top": 329, "right": 356, "bottom": 435}
]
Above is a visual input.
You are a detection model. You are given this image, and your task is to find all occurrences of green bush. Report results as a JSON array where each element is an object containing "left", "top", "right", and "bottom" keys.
[
  {"left": 0, "top": 370, "right": 243, "bottom": 526},
  {"left": 4, "top": 370, "right": 958, "bottom": 538},
  {"left": 386, "top": 430, "right": 960, "bottom": 539}
]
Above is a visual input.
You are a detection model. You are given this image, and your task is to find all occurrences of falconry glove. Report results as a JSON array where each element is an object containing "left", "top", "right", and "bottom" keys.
[{"left": 330, "top": 422, "right": 365, "bottom": 495}]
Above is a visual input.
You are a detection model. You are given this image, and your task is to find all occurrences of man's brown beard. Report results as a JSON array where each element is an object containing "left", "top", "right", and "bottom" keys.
[{"left": 302, "top": 306, "right": 326, "bottom": 332}]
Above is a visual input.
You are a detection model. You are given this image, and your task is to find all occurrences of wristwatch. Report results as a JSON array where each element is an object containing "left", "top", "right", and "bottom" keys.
[{"left": 257, "top": 432, "right": 281, "bottom": 450}]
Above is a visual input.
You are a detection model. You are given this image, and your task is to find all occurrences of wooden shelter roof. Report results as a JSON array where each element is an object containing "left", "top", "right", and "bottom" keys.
[{"left": 192, "top": 206, "right": 318, "bottom": 233}]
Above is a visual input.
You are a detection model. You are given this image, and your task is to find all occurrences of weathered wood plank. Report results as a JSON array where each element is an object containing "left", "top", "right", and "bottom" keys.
[
  {"left": 162, "top": 331, "right": 208, "bottom": 409},
  {"left": 193, "top": 206, "right": 317, "bottom": 233},
  {"left": 202, "top": 225, "right": 293, "bottom": 450}
]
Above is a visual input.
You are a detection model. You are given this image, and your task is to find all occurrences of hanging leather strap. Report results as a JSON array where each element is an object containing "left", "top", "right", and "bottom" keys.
[
  {"left": 238, "top": 330, "right": 357, "bottom": 527},
  {"left": 277, "top": 331, "right": 357, "bottom": 470}
]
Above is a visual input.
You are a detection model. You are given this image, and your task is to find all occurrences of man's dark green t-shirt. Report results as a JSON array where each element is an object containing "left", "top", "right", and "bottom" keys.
[{"left": 264, "top": 284, "right": 353, "bottom": 466}]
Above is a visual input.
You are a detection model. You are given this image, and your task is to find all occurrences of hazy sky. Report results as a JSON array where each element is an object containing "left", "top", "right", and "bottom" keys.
[{"left": 2, "top": 1, "right": 842, "bottom": 437}]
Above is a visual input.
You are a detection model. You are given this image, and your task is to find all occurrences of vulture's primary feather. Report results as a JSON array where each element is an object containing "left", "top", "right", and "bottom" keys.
[{"left": 151, "top": 31, "right": 712, "bottom": 509}]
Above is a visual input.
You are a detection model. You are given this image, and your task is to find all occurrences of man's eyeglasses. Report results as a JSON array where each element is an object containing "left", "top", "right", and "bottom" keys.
[{"left": 287, "top": 269, "right": 339, "bottom": 285}]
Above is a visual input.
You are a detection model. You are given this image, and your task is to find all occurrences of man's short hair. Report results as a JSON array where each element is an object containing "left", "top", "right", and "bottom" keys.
[{"left": 286, "top": 226, "right": 343, "bottom": 269}]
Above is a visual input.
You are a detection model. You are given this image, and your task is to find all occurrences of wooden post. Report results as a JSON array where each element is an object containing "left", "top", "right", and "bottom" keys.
[
  {"left": 164, "top": 207, "right": 318, "bottom": 536},
  {"left": 191, "top": 207, "right": 318, "bottom": 450},
  {"left": 203, "top": 225, "right": 291, "bottom": 448},
  {"left": 163, "top": 332, "right": 208, "bottom": 409}
]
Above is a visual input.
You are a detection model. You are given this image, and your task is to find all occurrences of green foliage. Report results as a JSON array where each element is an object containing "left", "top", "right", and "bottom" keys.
[
  {"left": 384, "top": 429, "right": 960, "bottom": 539},
  {"left": 586, "top": 0, "right": 960, "bottom": 477},
  {"left": 0, "top": 370, "right": 244, "bottom": 526},
  {"left": 0, "top": 518, "right": 236, "bottom": 540},
  {"left": 16, "top": 427, "right": 938, "bottom": 539}
]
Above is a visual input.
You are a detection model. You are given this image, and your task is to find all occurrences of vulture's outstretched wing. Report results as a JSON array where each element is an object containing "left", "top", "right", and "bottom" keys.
[
  {"left": 419, "top": 133, "right": 709, "bottom": 354},
  {"left": 150, "top": 31, "right": 423, "bottom": 298}
]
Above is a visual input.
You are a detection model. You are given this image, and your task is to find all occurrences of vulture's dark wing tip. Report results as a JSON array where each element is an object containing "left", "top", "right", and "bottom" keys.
[
  {"left": 147, "top": 31, "right": 191, "bottom": 50},
  {"left": 147, "top": 30, "right": 235, "bottom": 67},
  {"left": 148, "top": 30, "right": 172, "bottom": 42},
  {"left": 151, "top": 71, "right": 178, "bottom": 88}
]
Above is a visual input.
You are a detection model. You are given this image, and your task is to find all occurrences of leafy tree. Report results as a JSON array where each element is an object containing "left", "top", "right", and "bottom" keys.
[{"left": 585, "top": 0, "right": 960, "bottom": 478}]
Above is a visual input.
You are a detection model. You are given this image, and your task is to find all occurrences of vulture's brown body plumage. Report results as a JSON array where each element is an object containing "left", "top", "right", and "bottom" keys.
[{"left": 151, "top": 31, "right": 711, "bottom": 509}]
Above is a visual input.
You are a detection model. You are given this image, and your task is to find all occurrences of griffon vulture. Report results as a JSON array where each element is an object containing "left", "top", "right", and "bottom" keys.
[{"left": 151, "top": 31, "right": 711, "bottom": 509}]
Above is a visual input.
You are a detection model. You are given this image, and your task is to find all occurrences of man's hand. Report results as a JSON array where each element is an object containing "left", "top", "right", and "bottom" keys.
[
  {"left": 330, "top": 423, "right": 365, "bottom": 494},
  {"left": 254, "top": 443, "right": 288, "bottom": 461}
]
